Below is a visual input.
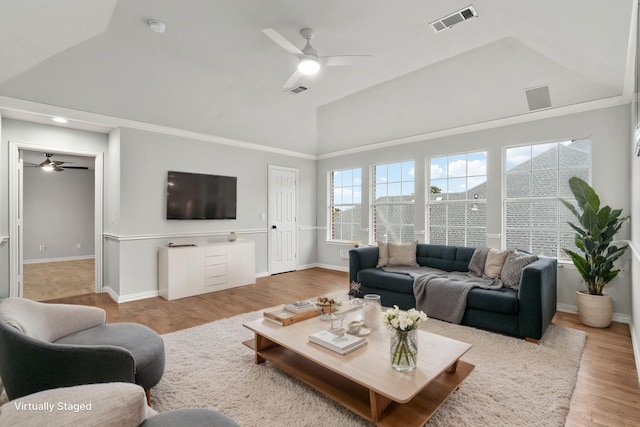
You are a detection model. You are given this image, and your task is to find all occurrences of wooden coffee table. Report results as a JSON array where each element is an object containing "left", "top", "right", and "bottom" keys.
[{"left": 243, "top": 303, "right": 473, "bottom": 426}]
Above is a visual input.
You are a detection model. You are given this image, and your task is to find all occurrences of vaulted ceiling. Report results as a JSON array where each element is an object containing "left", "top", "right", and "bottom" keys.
[{"left": 0, "top": 0, "right": 635, "bottom": 156}]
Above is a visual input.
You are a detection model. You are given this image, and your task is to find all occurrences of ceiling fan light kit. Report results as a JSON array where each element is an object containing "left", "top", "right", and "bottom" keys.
[
  {"left": 297, "top": 58, "right": 320, "bottom": 75},
  {"left": 262, "top": 26, "right": 371, "bottom": 89}
]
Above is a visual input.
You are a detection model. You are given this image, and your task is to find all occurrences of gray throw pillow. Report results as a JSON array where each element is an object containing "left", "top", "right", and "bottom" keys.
[
  {"left": 501, "top": 252, "right": 538, "bottom": 289},
  {"left": 468, "top": 247, "right": 489, "bottom": 276}
]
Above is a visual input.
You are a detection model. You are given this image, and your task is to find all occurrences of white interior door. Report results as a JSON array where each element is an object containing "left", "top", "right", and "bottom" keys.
[
  {"left": 268, "top": 165, "right": 298, "bottom": 274},
  {"left": 9, "top": 148, "right": 24, "bottom": 297}
]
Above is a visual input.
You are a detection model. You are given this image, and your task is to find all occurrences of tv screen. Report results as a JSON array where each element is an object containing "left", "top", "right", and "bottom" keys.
[{"left": 166, "top": 171, "right": 237, "bottom": 220}]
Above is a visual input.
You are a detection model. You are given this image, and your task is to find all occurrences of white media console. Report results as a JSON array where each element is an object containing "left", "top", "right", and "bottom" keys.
[{"left": 158, "top": 239, "right": 256, "bottom": 300}]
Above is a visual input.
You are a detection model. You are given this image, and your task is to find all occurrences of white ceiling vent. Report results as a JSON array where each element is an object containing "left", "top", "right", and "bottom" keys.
[
  {"left": 429, "top": 5, "right": 478, "bottom": 33},
  {"left": 289, "top": 85, "right": 308, "bottom": 94},
  {"left": 525, "top": 85, "right": 552, "bottom": 111}
]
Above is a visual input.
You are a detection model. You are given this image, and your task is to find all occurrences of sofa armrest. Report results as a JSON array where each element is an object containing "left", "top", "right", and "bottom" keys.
[
  {"left": 349, "top": 246, "right": 379, "bottom": 283},
  {"left": 0, "top": 320, "right": 135, "bottom": 400},
  {"left": 517, "top": 257, "right": 557, "bottom": 340},
  {"left": 0, "top": 383, "right": 148, "bottom": 427}
]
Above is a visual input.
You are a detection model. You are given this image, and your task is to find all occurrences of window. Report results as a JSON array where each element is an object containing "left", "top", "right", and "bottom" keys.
[
  {"left": 428, "top": 151, "right": 487, "bottom": 247},
  {"left": 329, "top": 168, "right": 362, "bottom": 241},
  {"left": 504, "top": 139, "right": 591, "bottom": 258},
  {"left": 372, "top": 161, "right": 415, "bottom": 243}
]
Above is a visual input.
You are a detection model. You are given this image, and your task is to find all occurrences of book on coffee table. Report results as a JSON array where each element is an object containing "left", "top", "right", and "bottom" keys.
[
  {"left": 308, "top": 330, "right": 367, "bottom": 355},
  {"left": 284, "top": 300, "right": 316, "bottom": 313}
]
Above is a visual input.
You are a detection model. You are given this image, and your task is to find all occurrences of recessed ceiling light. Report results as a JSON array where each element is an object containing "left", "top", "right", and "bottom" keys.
[{"left": 51, "top": 117, "right": 68, "bottom": 123}]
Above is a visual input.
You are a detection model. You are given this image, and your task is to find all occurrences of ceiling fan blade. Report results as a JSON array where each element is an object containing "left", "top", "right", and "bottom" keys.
[
  {"left": 62, "top": 166, "right": 89, "bottom": 170},
  {"left": 283, "top": 70, "right": 303, "bottom": 89},
  {"left": 323, "top": 55, "right": 372, "bottom": 67},
  {"left": 51, "top": 161, "right": 66, "bottom": 166},
  {"left": 53, "top": 166, "right": 64, "bottom": 172},
  {"left": 38, "top": 159, "right": 52, "bottom": 167},
  {"left": 262, "top": 28, "right": 303, "bottom": 56}
]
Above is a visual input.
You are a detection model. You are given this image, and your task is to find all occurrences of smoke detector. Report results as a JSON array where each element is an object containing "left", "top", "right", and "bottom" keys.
[{"left": 148, "top": 19, "right": 166, "bottom": 33}]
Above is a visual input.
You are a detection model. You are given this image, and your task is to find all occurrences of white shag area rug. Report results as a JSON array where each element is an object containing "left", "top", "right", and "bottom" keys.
[{"left": 153, "top": 312, "right": 585, "bottom": 427}]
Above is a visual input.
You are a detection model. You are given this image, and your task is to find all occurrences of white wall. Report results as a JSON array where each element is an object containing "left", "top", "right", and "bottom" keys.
[
  {"left": 316, "top": 104, "right": 632, "bottom": 317},
  {"left": 103, "top": 127, "right": 317, "bottom": 300},
  {"left": 23, "top": 167, "right": 95, "bottom": 261},
  {"left": 0, "top": 118, "right": 108, "bottom": 298}
]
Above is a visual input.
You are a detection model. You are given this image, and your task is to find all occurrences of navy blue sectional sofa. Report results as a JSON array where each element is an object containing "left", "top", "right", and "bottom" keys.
[{"left": 349, "top": 244, "right": 557, "bottom": 341}]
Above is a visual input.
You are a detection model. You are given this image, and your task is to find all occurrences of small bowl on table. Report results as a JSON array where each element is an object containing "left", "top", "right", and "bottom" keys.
[{"left": 347, "top": 320, "right": 363, "bottom": 335}]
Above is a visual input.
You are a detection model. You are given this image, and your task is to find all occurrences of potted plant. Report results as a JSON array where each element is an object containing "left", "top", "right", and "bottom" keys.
[{"left": 560, "top": 177, "right": 628, "bottom": 328}]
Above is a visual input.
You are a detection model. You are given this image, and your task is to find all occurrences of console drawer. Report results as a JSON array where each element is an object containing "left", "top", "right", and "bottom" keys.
[
  {"left": 205, "top": 264, "right": 227, "bottom": 278},
  {"left": 205, "top": 246, "right": 226, "bottom": 256}
]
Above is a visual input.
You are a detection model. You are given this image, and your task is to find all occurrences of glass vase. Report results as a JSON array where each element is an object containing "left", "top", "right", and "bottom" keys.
[
  {"left": 390, "top": 329, "right": 418, "bottom": 372},
  {"left": 362, "top": 294, "right": 382, "bottom": 331}
]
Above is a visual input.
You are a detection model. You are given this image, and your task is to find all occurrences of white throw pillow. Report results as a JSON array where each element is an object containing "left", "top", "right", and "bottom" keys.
[
  {"left": 483, "top": 248, "right": 512, "bottom": 278},
  {"left": 387, "top": 241, "right": 419, "bottom": 267}
]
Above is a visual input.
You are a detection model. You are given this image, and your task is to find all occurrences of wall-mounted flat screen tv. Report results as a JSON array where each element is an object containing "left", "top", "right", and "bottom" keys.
[{"left": 166, "top": 171, "right": 237, "bottom": 220}]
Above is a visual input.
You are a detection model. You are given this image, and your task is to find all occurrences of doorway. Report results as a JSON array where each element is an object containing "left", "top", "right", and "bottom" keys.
[
  {"left": 8, "top": 142, "right": 104, "bottom": 299},
  {"left": 268, "top": 165, "right": 298, "bottom": 274},
  {"left": 21, "top": 150, "right": 96, "bottom": 300}
]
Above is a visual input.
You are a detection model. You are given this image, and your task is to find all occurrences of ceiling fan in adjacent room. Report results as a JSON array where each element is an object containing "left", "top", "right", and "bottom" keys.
[
  {"left": 25, "top": 153, "right": 89, "bottom": 172},
  {"left": 262, "top": 27, "right": 371, "bottom": 90}
]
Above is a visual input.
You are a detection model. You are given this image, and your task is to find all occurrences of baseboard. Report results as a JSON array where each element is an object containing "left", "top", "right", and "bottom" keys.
[
  {"left": 296, "top": 263, "right": 349, "bottom": 272},
  {"left": 102, "top": 286, "right": 159, "bottom": 303},
  {"left": 23, "top": 255, "right": 95, "bottom": 264},
  {"left": 557, "top": 303, "right": 631, "bottom": 324},
  {"left": 256, "top": 271, "right": 270, "bottom": 278}
]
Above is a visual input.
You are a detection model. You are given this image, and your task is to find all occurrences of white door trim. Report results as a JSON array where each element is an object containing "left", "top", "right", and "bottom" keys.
[
  {"left": 268, "top": 165, "right": 298, "bottom": 274},
  {"left": 8, "top": 141, "right": 104, "bottom": 297}
]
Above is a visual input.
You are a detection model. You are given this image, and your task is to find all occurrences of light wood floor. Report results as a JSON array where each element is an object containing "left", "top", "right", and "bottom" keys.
[
  {"left": 47, "top": 268, "right": 640, "bottom": 426},
  {"left": 23, "top": 259, "right": 95, "bottom": 301}
]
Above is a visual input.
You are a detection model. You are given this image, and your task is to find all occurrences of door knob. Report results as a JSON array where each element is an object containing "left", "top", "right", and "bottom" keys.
[{"left": 271, "top": 225, "right": 277, "bottom": 230}]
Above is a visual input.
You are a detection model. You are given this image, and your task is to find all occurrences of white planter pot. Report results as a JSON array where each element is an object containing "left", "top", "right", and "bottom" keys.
[{"left": 576, "top": 291, "right": 612, "bottom": 328}]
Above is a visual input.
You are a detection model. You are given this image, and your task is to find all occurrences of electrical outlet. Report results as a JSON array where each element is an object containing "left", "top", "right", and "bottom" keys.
[
  {"left": 39, "top": 245, "right": 45, "bottom": 252},
  {"left": 76, "top": 243, "right": 81, "bottom": 249}
]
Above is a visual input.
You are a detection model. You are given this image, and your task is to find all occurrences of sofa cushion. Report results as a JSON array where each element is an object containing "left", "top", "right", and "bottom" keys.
[
  {"left": 501, "top": 252, "right": 538, "bottom": 289},
  {"left": 467, "top": 287, "right": 519, "bottom": 314},
  {"left": 356, "top": 268, "right": 415, "bottom": 294},
  {"left": 484, "top": 248, "right": 511, "bottom": 278},
  {"left": 387, "top": 241, "right": 419, "bottom": 267}
]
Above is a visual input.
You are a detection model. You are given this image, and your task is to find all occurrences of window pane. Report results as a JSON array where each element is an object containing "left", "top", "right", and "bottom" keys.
[
  {"left": 506, "top": 146, "right": 531, "bottom": 170},
  {"left": 429, "top": 204, "right": 446, "bottom": 226},
  {"left": 531, "top": 169, "right": 558, "bottom": 198},
  {"left": 506, "top": 229, "right": 531, "bottom": 252},
  {"left": 467, "top": 203, "right": 486, "bottom": 228},
  {"left": 532, "top": 143, "right": 557, "bottom": 170},
  {"left": 402, "top": 161, "right": 415, "bottom": 181},
  {"left": 375, "top": 164, "right": 387, "bottom": 183},
  {"left": 342, "top": 169, "right": 352, "bottom": 186},
  {"left": 506, "top": 171, "right": 530, "bottom": 198},
  {"left": 333, "top": 188, "right": 342, "bottom": 205},
  {"left": 467, "top": 152, "right": 487, "bottom": 176},
  {"left": 375, "top": 184, "right": 387, "bottom": 199},
  {"left": 388, "top": 163, "right": 401, "bottom": 183},
  {"left": 447, "top": 155, "right": 466, "bottom": 177},
  {"left": 431, "top": 157, "right": 447, "bottom": 179},
  {"left": 430, "top": 179, "right": 447, "bottom": 200},
  {"left": 467, "top": 228, "right": 487, "bottom": 247},
  {"left": 506, "top": 202, "right": 531, "bottom": 228},
  {"left": 429, "top": 227, "right": 446, "bottom": 244},
  {"left": 448, "top": 228, "right": 466, "bottom": 246},
  {"left": 402, "top": 181, "right": 415, "bottom": 197}
]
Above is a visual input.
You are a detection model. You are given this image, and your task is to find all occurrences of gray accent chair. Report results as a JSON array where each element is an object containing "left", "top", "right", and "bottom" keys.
[
  {"left": 0, "top": 298, "right": 165, "bottom": 402},
  {"left": 0, "top": 382, "right": 239, "bottom": 427}
]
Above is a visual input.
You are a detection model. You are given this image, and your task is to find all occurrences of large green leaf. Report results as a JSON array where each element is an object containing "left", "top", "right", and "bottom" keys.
[{"left": 569, "top": 177, "right": 600, "bottom": 211}]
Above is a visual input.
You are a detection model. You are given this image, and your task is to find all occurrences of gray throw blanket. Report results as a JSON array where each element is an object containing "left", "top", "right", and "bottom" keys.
[{"left": 382, "top": 266, "right": 502, "bottom": 324}]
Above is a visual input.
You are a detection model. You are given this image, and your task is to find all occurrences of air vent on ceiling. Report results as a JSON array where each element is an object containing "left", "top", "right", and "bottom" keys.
[
  {"left": 429, "top": 5, "right": 478, "bottom": 33},
  {"left": 525, "top": 85, "right": 552, "bottom": 111},
  {"left": 289, "top": 85, "right": 308, "bottom": 94}
]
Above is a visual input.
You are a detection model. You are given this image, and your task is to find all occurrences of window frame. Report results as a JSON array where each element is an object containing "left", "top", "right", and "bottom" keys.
[
  {"left": 502, "top": 138, "right": 592, "bottom": 259},
  {"left": 426, "top": 150, "right": 488, "bottom": 247},
  {"left": 370, "top": 160, "right": 416, "bottom": 244},
  {"left": 327, "top": 167, "right": 362, "bottom": 243}
]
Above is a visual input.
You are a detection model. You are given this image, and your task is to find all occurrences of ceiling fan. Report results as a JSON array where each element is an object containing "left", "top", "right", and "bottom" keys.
[
  {"left": 25, "top": 153, "right": 89, "bottom": 172},
  {"left": 262, "top": 27, "right": 371, "bottom": 89}
]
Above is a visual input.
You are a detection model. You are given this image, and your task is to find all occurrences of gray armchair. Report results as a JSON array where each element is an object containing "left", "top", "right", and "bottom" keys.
[{"left": 0, "top": 298, "right": 165, "bottom": 402}]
